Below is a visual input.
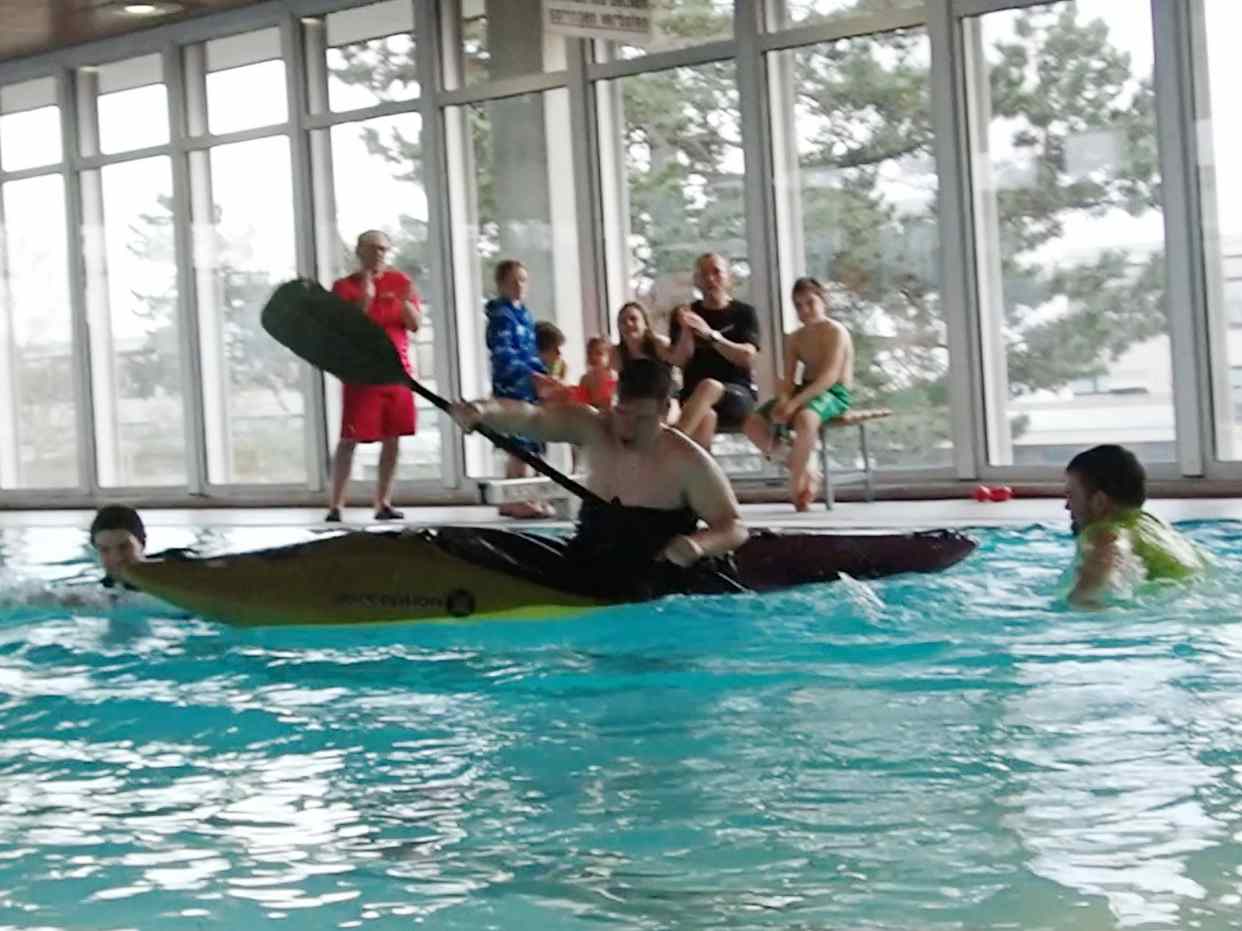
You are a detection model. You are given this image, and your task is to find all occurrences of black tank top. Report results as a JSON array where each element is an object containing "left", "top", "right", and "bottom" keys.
[
  {"left": 569, "top": 497, "right": 697, "bottom": 564},
  {"left": 566, "top": 498, "right": 741, "bottom": 598}
]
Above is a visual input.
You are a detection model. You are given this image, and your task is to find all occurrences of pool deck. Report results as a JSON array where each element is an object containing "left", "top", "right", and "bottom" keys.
[{"left": 0, "top": 497, "right": 1235, "bottom": 533}]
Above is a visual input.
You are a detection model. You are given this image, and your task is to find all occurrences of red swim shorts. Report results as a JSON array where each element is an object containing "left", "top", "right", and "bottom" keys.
[{"left": 340, "top": 384, "right": 416, "bottom": 442}]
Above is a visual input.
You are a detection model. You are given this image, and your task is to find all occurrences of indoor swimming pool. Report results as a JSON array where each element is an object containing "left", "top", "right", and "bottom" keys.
[{"left": 1, "top": 520, "right": 1240, "bottom": 929}]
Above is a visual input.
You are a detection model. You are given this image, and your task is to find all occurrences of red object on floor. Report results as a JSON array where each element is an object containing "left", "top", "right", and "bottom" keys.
[
  {"left": 989, "top": 485, "right": 1013, "bottom": 502},
  {"left": 973, "top": 484, "right": 992, "bottom": 502}
]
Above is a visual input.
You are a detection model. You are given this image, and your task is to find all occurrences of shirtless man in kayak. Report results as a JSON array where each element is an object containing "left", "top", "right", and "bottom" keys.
[{"left": 451, "top": 358, "right": 748, "bottom": 594}]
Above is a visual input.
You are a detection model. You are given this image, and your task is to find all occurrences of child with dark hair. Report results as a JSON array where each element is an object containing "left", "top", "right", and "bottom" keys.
[
  {"left": 1064, "top": 444, "right": 1207, "bottom": 606},
  {"left": 90, "top": 505, "right": 147, "bottom": 588},
  {"left": 743, "top": 276, "right": 853, "bottom": 511},
  {"left": 535, "top": 321, "right": 568, "bottom": 381}
]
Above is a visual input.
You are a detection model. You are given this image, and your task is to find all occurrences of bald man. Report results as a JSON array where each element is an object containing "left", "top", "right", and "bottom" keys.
[
  {"left": 326, "top": 230, "right": 422, "bottom": 522},
  {"left": 668, "top": 253, "right": 761, "bottom": 449}
]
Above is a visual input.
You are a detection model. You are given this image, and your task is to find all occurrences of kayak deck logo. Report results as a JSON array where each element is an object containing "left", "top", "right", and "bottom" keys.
[{"left": 335, "top": 588, "right": 476, "bottom": 617}]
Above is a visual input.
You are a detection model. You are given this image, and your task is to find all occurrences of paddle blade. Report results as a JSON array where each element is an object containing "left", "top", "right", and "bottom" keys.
[{"left": 261, "top": 278, "right": 409, "bottom": 387}]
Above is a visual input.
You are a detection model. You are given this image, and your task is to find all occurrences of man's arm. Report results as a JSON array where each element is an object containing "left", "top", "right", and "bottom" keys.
[
  {"left": 704, "top": 303, "right": 760, "bottom": 368},
  {"left": 709, "top": 332, "right": 758, "bottom": 368},
  {"left": 789, "top": 322, "right": 849, "bottom": 410},
  {"left": 451, "top": 397, "right": 601, "bottom": 446},
  {"left": 660, "top": 442, "right": 748, "bottom": 566},
  {"left": 666, "top": 308, "right": 695, "bottom": 368},
  {"left": 400, "top": 281, "right": 421, "bottom": 332},
  {"left": 1068, "top": 529, "right": 1120, "bottom": 608}
]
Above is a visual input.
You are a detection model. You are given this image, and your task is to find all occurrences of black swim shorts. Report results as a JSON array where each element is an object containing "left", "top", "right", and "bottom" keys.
[{"left": 681, "top": 381, "right": 756, "bottom": 431}]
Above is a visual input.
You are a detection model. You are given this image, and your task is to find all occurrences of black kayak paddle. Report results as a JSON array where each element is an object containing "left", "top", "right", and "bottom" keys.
[{"left": 260, "top": 278, "right": 601, "bottom": 505}]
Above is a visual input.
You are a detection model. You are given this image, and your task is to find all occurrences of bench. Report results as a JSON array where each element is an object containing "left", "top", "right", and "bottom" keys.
[{"left": 817, "top": 408, "right": 891, "bottom": 510}]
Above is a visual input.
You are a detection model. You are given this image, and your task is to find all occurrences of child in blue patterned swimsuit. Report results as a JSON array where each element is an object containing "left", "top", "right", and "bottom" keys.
[{"left": 485, "top": 259, "right": 553, "bottom": 519}]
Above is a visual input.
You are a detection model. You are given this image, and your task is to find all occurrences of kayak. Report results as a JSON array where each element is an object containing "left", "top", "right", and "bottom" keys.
[{"left": 120, "top": 526, "right": 976, "bottom": 626}]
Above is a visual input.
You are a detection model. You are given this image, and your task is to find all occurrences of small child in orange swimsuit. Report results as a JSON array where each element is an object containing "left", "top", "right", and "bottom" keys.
[{"left": 578, "top": 336, "right": 617, "bottom": 409}]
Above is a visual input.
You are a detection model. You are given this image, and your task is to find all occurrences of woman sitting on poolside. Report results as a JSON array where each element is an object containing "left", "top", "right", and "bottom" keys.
[
  {"left": 613, "top": 301, "right": 679, "bottom": 420},
  {"left": 613, "top": 302, "right": 669, "bottom": 368}
]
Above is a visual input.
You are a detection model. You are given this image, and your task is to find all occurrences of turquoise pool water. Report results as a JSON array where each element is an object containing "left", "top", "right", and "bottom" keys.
[{"left": 1, "top": 521, "right": 1241, "bottom": 930}]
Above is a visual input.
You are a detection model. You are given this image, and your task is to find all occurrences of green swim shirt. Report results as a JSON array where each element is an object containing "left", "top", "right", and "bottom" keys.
[{"left": 1082, "top": 508, "right": 1207, "bottom": 582}]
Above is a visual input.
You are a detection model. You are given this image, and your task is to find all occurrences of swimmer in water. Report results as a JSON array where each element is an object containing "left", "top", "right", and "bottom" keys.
[
  {"left": 1064, "top": 444, "right": 1208, "bottom": 608},
  {"left": 90, "top": 505, "right": 147, "bottom": 590}
]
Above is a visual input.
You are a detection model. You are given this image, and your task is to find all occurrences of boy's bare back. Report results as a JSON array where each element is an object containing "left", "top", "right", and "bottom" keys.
[{"left": 791, "top": 318, "right": 853, "bottom": 389}]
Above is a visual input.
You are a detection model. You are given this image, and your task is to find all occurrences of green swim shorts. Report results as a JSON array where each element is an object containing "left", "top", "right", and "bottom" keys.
[{"left": 758, "top": 382, "right": 852, "bottom": 427}]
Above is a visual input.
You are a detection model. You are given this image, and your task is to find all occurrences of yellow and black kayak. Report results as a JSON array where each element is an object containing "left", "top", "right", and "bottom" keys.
[{"left": 122, "top": 526, "right": 976, "bottom": 627}]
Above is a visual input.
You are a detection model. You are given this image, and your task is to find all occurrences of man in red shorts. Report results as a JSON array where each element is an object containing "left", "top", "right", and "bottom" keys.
[{"left": 326, "top": 230, "right": 422, "bottom": 522}]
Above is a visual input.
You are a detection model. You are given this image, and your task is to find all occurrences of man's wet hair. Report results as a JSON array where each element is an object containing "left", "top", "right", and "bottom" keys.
[
  {"left": 617, "top": 358, "right": 673, "bottom": 403},
  {"left": 90, "top": 505, "right": 146, "bottom": 546},
  {"left": 1066, "top": 444, "right": 1146, "bottom": 508},
  {"left": 535, "top": 320, "right": 565, "bottom": 353}
]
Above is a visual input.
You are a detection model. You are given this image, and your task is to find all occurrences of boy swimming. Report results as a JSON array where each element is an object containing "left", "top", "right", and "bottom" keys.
[{"left": 1065, "top": 445, "right": 1207, "bottom": 607}]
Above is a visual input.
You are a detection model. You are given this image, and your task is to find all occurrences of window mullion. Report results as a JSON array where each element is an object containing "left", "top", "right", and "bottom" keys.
[{"left": 60, "top": 68, "right": 99, "bottom": 495}]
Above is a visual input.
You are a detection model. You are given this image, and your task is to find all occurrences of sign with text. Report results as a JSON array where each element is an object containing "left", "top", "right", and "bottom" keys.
[{"left": 544, "top": 0, "right": 654, "bottom": 43}]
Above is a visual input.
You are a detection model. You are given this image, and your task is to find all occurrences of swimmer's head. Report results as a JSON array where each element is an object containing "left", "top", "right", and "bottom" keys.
[
  {"left": 1065, "top": 444, "right": 1146, "bottom": 535},
  {"left": 90, "top": 505, "right": 146, "bottom": 579}
]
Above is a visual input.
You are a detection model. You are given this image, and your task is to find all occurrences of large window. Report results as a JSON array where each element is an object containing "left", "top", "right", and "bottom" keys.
[
  {"left": 308, "top": 2, "right": 444, "bottom": 486},
  {"left": 599, "top": 61, "right": 748, "bottom": 334},
  {"left": 187, "top": 30, "right": 309, "bottom": 487},
  {"left": 322, "top": 0, "right": 419, "bottom": 112},
  {"left": 2, "top": 0, "right": 1237, "bottom": 498},
  {"left": 0, "top": 175, "right": 78, "bottom": 489},
  {"left": 92, "top": 54, "right": 168, "bottom": 155},
  {"left": 78, "top": 54, "right": 186, "bottom": 488},
  {"left": 447, "top": 87, "right": 582, "bottom": 476},
  {"left": 83, "top": 158, "right": 187, "bottom": 487},
  {"left": 193, "top": 135, "right": 304, "bottom": 485},
  {"left": 770, "top": 28, "right": 948, "bottom": 470},
  {"left": 202, "top": 29, "right": 287, "bottom": 136},
  {"left": 0, "top": 77, "right": 61, "bottom": 172},
  {"left": 1197, "top": 0, "right": 1242, "bottom": 462},
  {"left": 966, "top": 1, "right": 1173, "bottom": 467},
  {"left": 193, "top": 135, "right": 303, "bottom": 489},
  {"left": 320, "top": 113, "right": 443, "bottom": 481}
]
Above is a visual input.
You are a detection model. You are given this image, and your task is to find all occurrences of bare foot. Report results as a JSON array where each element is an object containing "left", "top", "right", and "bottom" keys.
[{"left": 792, "top": 468, "right": 821, "bottom": 512}]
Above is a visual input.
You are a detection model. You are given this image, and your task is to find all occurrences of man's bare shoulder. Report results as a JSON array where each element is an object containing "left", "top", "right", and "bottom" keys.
[
  {"left": 573, "top": 403, "right": 611, "bottom": 431},
  {"left": 657, "top": 423, "right": 715, "bottom": 468}
]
